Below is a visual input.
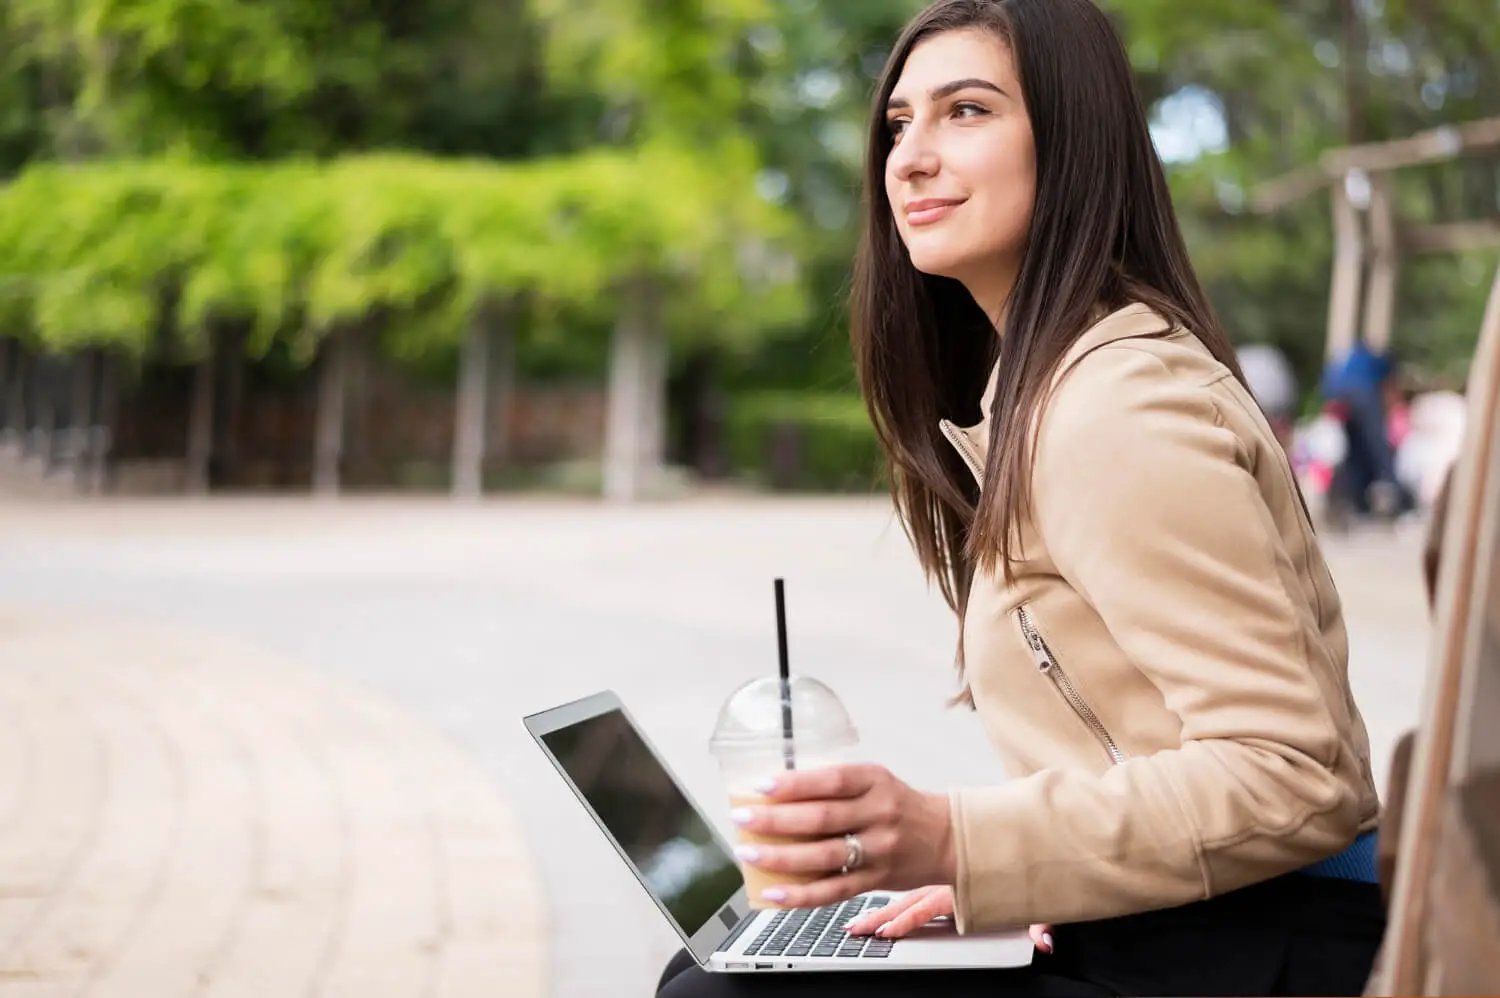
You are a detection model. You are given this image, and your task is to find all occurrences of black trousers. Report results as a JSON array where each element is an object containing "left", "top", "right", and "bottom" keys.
[{"left": 656, "top": 875, "right": 1385, "bottom": 998}]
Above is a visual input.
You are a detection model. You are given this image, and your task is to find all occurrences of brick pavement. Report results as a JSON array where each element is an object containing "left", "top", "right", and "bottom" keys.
[{"left": 0, "top": 609, "right": 546, "bottom": 998}]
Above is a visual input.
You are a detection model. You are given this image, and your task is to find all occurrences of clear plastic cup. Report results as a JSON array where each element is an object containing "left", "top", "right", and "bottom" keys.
[{"left": 709, "top": 675, "right": 860, "bottom": 907}]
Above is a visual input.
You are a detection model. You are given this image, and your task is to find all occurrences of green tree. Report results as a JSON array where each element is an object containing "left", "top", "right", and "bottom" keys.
[{"left": 1115, "top": 0, "right": 1500, "bottom": 387}]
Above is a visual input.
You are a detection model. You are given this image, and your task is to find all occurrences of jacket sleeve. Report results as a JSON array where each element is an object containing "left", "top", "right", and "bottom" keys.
[{"left": 949, "top": 346, "right": 1364, "bottom": 933}]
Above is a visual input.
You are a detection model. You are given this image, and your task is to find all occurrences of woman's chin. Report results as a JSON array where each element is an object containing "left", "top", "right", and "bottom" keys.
[
  {"left": 905, "top": 250, "right": 970, "bottom": 280},
  {"left": 905, "top": 245, "right": 1015, "bottom": 297}
]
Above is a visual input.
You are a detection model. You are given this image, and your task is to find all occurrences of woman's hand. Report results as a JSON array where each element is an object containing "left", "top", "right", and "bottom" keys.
[
  {"left": 844, "top": 885, "right": 954, "bottom": 938},
  {"left": 843, "top": 887, "right": 1055, "bottom": 955},
  {"left": 729, "top": 763, "right": 956, "bottom": 909}
]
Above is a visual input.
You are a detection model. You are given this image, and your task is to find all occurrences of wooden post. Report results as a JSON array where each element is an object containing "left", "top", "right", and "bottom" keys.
[
  {"left": 186, "top": 340, "right": 216, "bottom": 495},
  {"left": 451, "top": 309, "right": 491, "bottom": 499},
  {"left": 1326, "top": 179, "right": 1366, "bottom": 362},
  {"left": 1403, "top": 220, "right": 1500, "bottom": 254},
  {"left": 1362, "top": 174, "right": 1399, "bottom": 354},
  {"left": 314, "top": 330, "right": 347, "bottom": 497},
  {"left": 1378, "top": 263, "right": 1500, "bottom": 994},
  {"left": 603, "top": 282, "right": 667, "bottom": 503}
]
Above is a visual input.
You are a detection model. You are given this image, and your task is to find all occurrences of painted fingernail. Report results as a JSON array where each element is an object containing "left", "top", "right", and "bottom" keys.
[
  {"left": 753, "top": 777, "right": 778, "bottom": 794},
  {"left": 733, "top": 845, "right": 760, "bottom": 863},
  {"left": 1042, "top": 932, "right": 1054, "bottom": 951},
  {"left": 761, "top": 888, "right": 788, "bottom": 904},
  {"left": 729, "top": 808, "right": 755, "bottom": 825}
]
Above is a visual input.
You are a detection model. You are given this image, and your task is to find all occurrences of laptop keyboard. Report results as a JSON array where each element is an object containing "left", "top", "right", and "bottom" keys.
[{"left": 741, "top": 895, "right": 895, "bottom": 960}]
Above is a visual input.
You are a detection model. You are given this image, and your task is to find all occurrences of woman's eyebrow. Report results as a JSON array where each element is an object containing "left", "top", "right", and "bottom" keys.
[{"left": 887, "top": 77, "right": 1007, "bottom": 111}]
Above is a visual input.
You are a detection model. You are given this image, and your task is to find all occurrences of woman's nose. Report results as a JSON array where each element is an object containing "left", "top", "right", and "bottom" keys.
[{"left": 889, "top": 124, "right": 939, "bottom": 184}]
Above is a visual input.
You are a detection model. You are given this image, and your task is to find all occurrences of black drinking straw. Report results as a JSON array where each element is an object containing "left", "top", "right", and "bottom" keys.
[{"left": 774, "top": 578, "right": 795, "bottom": 771}]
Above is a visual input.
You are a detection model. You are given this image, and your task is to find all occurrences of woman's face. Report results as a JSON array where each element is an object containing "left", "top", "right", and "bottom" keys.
[{"left": 884, "top": 28, "right": 1036, "bottom": 315}]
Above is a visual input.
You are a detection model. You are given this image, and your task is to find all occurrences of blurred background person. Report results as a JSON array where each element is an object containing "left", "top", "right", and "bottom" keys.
[{"left": 1320, "top": 340, "right": 1412, "bottom": 523}]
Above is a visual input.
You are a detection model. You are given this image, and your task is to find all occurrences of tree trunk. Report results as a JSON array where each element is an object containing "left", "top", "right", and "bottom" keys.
[
  {"left": 603, "top": 282, "right": 667, "bottom": 503},
  {"left": 668, "top": 347, "right": 728, "bottom": 478},
  {"left": 5, "top": 348, "right": 30, "bottom": 452},
  {"left": 490, "top": 306, "right": 517, "bottom": 470},
  {"left": 0, "top": 342, "right": 18, "bottom": 447},
  {"left": 67, "top": 350, "right": 95, "bottom": 484},
  {"left": 32, "top": 356, "right": 58, "bottom": 466},
  {"left": 1341, "top": 0, "right": 1367, "bottom": 145},
  {"left": 314, "top": 331, "right": 348, "bottom": 497},
  {"left": 88, "top": 352, "right": 119, "bottom": 494},
  {"left": 0, "top": 340, "right": 11, "bottom": 435},
  {"left": 215, "top": 326, "right": 247, "bottom": 487},
  {"left": 337, "top": 332, "right": 376, "bottom": 486},
  {"left": 452, "top": 310, "right": 492, "bottom": 499},
  {"left": 186, "top": 341, "right": 216, "bottom": 495}
]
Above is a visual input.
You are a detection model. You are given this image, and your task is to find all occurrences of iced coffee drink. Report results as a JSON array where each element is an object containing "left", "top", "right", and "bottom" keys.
[{"left": 709, "top": 674, "right": 859, "bottom": 907}]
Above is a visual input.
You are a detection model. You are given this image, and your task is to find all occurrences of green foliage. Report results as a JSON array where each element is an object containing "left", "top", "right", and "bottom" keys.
[
  {"left": 0, "top": 147, "right": 807, "bottom": 362},
  {"left": 1396, "top": 250, "right": 1500, "bottom": 388},
  {"left": 724, "top": 391, "right": 882, "bottom": 493},
  {"left": 0, "top": 0, "right": 570, "bottom": 162},
  {"left": 3, "top": 0, "right": 1497, "bottom": 435},
  {"left": 532, "top": 0, "right": 774, "bottom": 144}
]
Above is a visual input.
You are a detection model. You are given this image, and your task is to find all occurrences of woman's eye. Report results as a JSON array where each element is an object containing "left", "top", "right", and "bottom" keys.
[
  {"left": 887, "top": 118, "right": 910, "bottom": 139},
  {"left": 953, "top": 102, "right": 989, "bottom": 120}
]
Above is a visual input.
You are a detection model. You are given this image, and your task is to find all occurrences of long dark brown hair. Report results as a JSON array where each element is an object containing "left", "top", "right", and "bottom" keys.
[{"left": 850, "top": 0, "right": 1248, "bottom": 701}]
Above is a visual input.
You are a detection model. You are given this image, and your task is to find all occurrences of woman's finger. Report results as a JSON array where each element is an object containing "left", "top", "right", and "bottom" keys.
[
  {"left": 844, "top": 886, "right": 942, "bottom": 936},
  {"left": 873, "top": 887, "right": 954, "bottom": 939},
  {"left": 736, "top": 828, "right": 894, "bottom": 878},
  {"left": 731, "top": 798, "right": 865, "bottom": 839},
  {"left": 755, "top": 764, "right": 881, "bottom": 803},
  {"left": 1029, "top": 923, "right": 1054, "bottom": 954},
  {"left": 734, "top": 836, "right": 845, "bottom": 877}
]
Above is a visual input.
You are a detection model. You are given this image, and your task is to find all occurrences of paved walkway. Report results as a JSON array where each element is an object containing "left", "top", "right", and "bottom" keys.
[
  {"left": 0, "top": 608, "right": 544, "bottom": 998},
  {"left": 0, "top": 497, "right": 1434, "bottom": 998}
]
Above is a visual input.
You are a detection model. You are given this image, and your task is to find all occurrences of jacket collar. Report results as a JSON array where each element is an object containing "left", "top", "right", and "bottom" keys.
[{"left": 962, "top": 302, "right": 1172, "bottom": 434}]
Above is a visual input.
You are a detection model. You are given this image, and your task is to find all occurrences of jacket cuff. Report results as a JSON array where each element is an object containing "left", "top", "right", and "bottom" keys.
[
  {"left": 948, "top": 785, "right": 1029, "bottom": 934},
  {"left": 947, "top": 790, "right": 973, "bottom": 934}
]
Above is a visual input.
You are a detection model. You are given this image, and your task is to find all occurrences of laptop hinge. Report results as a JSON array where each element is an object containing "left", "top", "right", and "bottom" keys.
[{"left": 715, "top": 908, "right": 756, "bottom": 954}]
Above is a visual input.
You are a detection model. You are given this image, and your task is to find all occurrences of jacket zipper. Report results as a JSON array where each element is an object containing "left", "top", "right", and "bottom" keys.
[
  {"left": 939, "top": 419, "right": 984, "bottom": 483},
  {"left": 1016, "top": 605, "right": 1127, "bottom": 765}
]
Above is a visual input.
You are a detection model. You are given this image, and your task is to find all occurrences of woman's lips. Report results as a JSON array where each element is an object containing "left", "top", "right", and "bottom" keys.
[{"left": 906, "top": 198, "right": 964, "bottom": 226}]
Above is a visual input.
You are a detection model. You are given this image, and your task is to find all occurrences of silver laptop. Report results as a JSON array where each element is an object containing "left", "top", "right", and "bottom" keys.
[{"left": 524, "top": 691, "right": 1034, "bottom": 973}]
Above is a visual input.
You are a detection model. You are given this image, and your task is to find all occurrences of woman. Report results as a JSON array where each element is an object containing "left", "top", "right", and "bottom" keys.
[{"left": 658, "top": 0, "right": 1385, "bottom": 994}]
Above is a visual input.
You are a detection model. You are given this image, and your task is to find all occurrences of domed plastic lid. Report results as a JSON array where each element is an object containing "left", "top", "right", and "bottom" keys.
[{"left": 709, "top": 675, "right": 859, "bottom": 756}]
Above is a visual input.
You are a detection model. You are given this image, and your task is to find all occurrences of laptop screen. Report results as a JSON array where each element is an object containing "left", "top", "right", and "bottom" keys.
[{"left": 540, "top": 708, "right": 744, "bottom": 938}]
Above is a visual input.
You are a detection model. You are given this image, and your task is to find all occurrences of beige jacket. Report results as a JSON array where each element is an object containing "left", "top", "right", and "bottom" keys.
[{"left": 940, "top": 304, "right": 1380, "bottom": 933}]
